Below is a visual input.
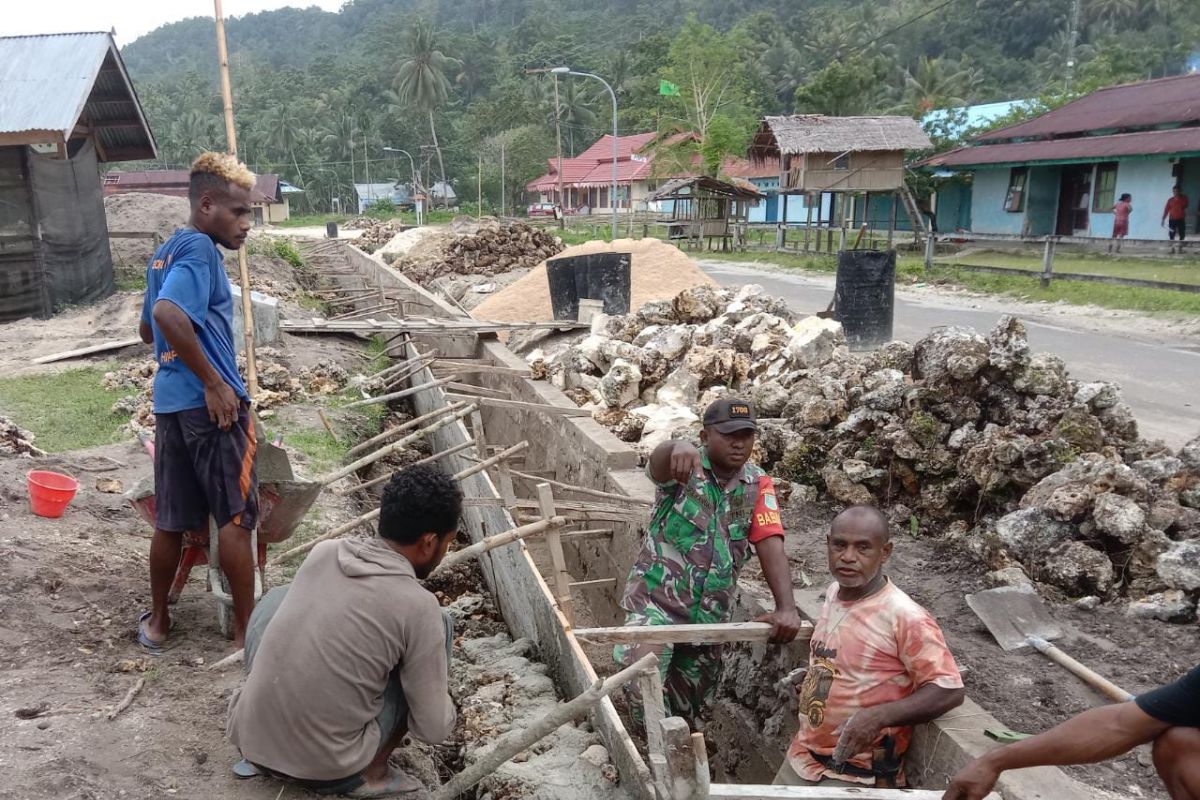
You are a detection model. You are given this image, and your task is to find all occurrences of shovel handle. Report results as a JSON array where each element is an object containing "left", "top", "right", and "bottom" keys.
[{"left": 1028, "top": 636, "right": 1134, "bottom": 702}]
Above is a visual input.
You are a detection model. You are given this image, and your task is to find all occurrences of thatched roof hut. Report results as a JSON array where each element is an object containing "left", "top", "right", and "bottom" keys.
[{"left": 749, "top": 115, "right": 932, "bottom": 193}]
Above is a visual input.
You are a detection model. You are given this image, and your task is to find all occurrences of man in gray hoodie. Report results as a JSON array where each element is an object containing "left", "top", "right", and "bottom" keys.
[{"left": 227, "top": 464, "right": 461, "bottom": 797}]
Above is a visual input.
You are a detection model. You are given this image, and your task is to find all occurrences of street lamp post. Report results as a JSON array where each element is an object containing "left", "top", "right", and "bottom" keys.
[
  {"left": 551, "top": 67, "right": 618, "bottom": 241},
  {"left": 383, "top": 146, "right": 422, "bottom": 226}
]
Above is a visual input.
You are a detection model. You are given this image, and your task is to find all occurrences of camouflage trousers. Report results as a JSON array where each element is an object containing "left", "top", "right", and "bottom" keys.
[{"left": 613, "top": 612, "right": 724, "bottom": 732}]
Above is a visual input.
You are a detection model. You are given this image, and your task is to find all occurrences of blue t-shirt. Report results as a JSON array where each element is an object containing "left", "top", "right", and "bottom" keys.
[{"left": 140, "top": 229, "right": 248, "bottom": 414}]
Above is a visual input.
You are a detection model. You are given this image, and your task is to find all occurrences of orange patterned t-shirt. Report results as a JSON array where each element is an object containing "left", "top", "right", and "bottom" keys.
[{"left": 785, "top": 579, "right": 963, "bottom": 786}]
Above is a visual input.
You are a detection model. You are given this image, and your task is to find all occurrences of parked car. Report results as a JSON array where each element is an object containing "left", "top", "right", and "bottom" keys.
[{"left": 527, "top": 203, "right": 557, "bottom": 217}]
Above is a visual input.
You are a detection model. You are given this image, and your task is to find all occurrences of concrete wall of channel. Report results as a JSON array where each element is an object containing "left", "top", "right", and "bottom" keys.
[{"left": 337, "top": 241, "right": 1095, "bottom": 800}]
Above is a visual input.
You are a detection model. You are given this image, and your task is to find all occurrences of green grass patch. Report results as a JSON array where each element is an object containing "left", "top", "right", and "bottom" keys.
[
  {"left": 364, "top": 335, "right": 392, "bottom": 373},
  {"left": 928, "top": 267, "right": 1200, "bottom": 315},
  {"left": 114, "top": 271, "right": 147, "bottom": 292},
  {"left": 943, "top": 249, "right": 1200, "bottom": 286},
  {"left": 272, "top": 238, "right": 305, "bottom": 269},
  {"left": 281, "top": 428, "right": 349, "bottom": 474},
  {"left": 0, "top": 366, "right": 131, "bottom": 452}
]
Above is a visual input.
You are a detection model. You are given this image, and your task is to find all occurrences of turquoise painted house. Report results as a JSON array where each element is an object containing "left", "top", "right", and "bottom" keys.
[{"left": 922, "top": 74, "right": 1200, "bottom": 240}]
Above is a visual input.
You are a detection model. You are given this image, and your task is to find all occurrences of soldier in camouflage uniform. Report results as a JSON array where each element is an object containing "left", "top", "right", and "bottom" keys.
[{"left": 615, "top": 398, "right": 803, "bottom": 730}]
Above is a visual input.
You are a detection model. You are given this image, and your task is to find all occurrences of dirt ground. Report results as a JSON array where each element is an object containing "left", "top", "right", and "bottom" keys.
[{"left": 759, "top": 501, "right": 1200, "bottom": 800}]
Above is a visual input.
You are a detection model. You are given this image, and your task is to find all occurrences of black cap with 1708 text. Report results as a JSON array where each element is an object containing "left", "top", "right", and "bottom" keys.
[{"left": 702, "top": 398, "right": 757, "bottom": 434}]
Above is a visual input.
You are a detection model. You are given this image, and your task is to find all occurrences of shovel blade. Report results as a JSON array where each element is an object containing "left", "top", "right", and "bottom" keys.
[{"left": 966, "top": 584, "right": 1064, "bottom": 652}]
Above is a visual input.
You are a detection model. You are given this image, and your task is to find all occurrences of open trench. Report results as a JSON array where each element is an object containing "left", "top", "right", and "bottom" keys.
[
  {"left": 297, "top": 237, "right": 1105, "bottom": 800},
  {"left": 294, "top": 239, "right": 632, "bottom": 800}
]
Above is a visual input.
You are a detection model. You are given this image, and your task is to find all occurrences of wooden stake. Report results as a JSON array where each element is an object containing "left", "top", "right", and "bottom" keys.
[
  {"left": 31, "top": 337, "right": 142, "bottom": 365},
  {"left": 267, "top": 506, "right": 380, "bottom": 566},
  {"left": 317, "top": 409, "right": 339, "bottom": 442},
  {"left": 639, "top": 667, "right": 667, "bottom": 759},
  {"left": 213, "top": 0, "right": 257, "bottom": 396},
  {"left": 430, "top": 653, "right": 658, "bottom": 800},
  {"left": 661, "top": 717, "right": 700, "bottom": 800},
  {"left": 208, "top": 648, "right": 245, "bottom": 672},
  {"left": 470, "top": 410, "right": 488, "bottom": 459},
  {"left": 692, "top": 731, "right": 710, "bottom": 798},
  {"left": 496, "top": 465, "right": 652, "bottom": 506},
  {"left": 538, "top": 483, "right": 575, "bottom": 625}
]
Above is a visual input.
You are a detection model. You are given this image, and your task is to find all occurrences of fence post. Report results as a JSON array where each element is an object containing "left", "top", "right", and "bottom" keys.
[
  {"left": 1041, "top": 237, "right": 1056, "bottom": 288},
  {"left": 924, "top": 233, "right": 935, "bottom": 271}
]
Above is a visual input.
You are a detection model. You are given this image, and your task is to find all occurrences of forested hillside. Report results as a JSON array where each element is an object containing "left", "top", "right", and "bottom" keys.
[{"left": 120, "top": 0, "right": 1200, "bottom": 213}]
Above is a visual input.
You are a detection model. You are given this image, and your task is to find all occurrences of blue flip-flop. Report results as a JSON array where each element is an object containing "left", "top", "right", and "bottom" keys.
[{"left": 136, "top": 611, "right": 173, "bottom": 654}]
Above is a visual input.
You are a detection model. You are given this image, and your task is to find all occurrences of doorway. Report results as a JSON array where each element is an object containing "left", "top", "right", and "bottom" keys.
[{"left": 1056, "top": 165, "right": 1091, "bottom": 235}]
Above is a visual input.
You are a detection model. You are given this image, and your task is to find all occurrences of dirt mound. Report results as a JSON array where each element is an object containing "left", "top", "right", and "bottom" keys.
[
  {"left": 104, "top": 192, "right": 190, "bottom": 271},
  {"left": 471, "top": 238, "right": 716, "bottom": 323},
  {"left": 0, "top": 415, "right": 40, "bottom": 456},
  {"left": 393, "top": 220, "right": 562, "bottom": 284}
]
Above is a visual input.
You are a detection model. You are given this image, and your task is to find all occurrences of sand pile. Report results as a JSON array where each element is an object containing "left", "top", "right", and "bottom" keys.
[
  {"left": 343, "top": 218, "right": 411, "bottom": 252},
  {"left": 104, "top": 193, "right": 190, "bottom": 271},
  {"left": 471, "top": 238, "right": 716, "bottom": 323}
]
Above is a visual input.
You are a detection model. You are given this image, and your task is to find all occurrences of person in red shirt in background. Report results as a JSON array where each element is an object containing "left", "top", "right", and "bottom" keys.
[
  {"left": 1110, "top": 193, "right": 1133, "bottom": 253},
  {"left": 775, "top": 506, "right": 965, "bottom": 788},
  {"left": 1163, "top": 185, "right": 1190, "bottom": 252}
]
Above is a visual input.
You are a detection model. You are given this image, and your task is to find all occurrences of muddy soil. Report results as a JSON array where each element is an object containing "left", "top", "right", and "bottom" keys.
[{"left": 750, "top": 501, "right": 1200, "bottom": 800}]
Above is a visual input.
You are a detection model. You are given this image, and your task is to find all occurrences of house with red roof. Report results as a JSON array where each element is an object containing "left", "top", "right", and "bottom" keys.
[
  {"left": 921, "top": 73, "right": 1200, "bottom": 240},
  {"left": 525, "top": 130, "right": 822, "bottom": 223}
]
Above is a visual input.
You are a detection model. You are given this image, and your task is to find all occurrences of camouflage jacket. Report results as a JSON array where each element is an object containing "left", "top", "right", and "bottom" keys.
[{"left": 620, "top": 447, "right": 766, "bottom": 625}]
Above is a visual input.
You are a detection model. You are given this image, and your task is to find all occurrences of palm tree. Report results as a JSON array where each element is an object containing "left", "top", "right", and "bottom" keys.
[
  {"left": 264, "top": 104, "right": 306, "bottom": 189},
  {"left": 393, "top": 19, "right": 461, "bottom": 202},
  {"left": 556, "top": 80, "right": 598, "bottom": 156},
  {"left": 1086, "top": 0, "right": 1139, "bottom": 24},
  {"left": 894, "top": 57, "right": 974, "bottom": 116}
]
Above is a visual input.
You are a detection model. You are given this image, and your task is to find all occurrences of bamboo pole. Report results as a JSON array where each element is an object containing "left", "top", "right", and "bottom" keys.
[
  {"left": 344, "top": 401, "right": 470, "bottom": 460},
  {"left": 267, "top": 506, "right": 382, "bottom": 566},
  {"left": 213, "top": 0, "right": 257, "bottom": 396},
  {"left": 453, "top": 441, "right": 529, "bottom": 482},
  {"left": 335, "top": 440, "right": 475, "bottom": 496},
  {"left": 434, "top": 515, "right": 568, "bottom": 573},
  {"left": 341, "top": 375, "right": 458, "bottom": 410},
  {"left": 430, "top": 653, "right": 658, "bottom": 800},
  {"left": 318, "top": 403, "right": 477, "bottom": 485}
]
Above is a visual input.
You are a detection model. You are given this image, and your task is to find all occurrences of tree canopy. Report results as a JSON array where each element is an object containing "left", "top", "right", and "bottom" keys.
[{"left": 119, "top": 0, "right": 1200, "bottom": 213}]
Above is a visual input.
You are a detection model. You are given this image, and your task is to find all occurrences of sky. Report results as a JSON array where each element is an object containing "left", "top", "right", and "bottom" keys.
[{"left": 2, "top": 1, "right": 347, "bottom": 47}]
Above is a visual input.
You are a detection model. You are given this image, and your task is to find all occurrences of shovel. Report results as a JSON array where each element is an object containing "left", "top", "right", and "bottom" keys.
[{"left": 965, "top": 585, "right": 1133, "bottom": 703}]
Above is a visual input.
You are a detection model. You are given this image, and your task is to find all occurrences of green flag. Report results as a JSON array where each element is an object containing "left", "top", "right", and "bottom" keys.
[{"left": 659, "top": 79, "right": 680, "bottom": 97}]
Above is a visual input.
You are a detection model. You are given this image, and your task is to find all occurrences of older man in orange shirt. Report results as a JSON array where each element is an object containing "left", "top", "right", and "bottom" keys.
[{"left": 776, "top": 506, "right": 965, "bottom": 788}]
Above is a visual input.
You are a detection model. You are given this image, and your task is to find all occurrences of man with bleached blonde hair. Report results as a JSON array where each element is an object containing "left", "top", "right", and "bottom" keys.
[{"left": 137, "top": 152, "right": 258, "bottom": 651}]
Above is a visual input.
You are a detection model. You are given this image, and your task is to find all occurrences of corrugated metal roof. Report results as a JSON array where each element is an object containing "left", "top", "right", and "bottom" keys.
[
  {"left": 921, "top": 127, "right": 1200, "bottom": 168},
  {"left": 978, "top": 74, "right": 1200, "bottom": 142},
  {"left": 576, "top": 132, "right": 658, "bottom": 162},
  {"left": 0, "top": 32, "right": 155, "bottom": 161},
  {"left": 752, "top": 115, "right": 932, "bottom": 156}
]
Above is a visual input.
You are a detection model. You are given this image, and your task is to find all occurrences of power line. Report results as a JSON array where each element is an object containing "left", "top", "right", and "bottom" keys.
[{"left": 846, "top": 0, "right": 961, "bottom": 60}]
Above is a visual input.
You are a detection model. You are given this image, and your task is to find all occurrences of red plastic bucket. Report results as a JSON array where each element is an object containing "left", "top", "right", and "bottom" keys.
[{"left": 27, "top": 470, "right": 79, "bottom": 518}]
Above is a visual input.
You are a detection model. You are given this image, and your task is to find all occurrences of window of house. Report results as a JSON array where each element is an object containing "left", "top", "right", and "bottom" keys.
[
  {"left": 1004, "top": 167, "right": 1027, "bottom": 213},
  {"left": 1092, "top": 162, "right": 1118, "bottom": 212},
  {"left": 103, "top": 174, "right": 120, "bottom": 185},
  {"left": 833, "top": 153, "right": 850, "bottom": 170}
]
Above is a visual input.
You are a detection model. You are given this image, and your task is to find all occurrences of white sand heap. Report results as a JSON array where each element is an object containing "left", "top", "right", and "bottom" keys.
[{"left": 471, "top": 238, "right": 717, "bottom": 323}]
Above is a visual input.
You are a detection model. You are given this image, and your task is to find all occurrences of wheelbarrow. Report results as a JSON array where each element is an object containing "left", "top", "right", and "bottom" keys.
[{"left": 127, "top": 429, "right": 323, "bottom": 639}]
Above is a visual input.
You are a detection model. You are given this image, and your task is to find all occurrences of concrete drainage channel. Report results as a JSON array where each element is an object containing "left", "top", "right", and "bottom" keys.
[{"left": 321, "top": 240, "right": 1100, "bottom": 800}]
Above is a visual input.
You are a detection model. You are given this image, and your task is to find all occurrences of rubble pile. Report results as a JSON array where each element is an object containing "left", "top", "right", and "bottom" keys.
[
  {"left": 343, "top": 218, "right": 411, "bottom": 252},
  {"left": 393, "top": 219, "right": 562, "bottom": 283},
  {"left": 104, "top": 350, "right": 354, "bottom": 431},
  {"left": 531, "top": 284, "right": 1200, "bottom": 617},
  {"left": 0, "top": 415, "right": 39, "bottom": 457}
]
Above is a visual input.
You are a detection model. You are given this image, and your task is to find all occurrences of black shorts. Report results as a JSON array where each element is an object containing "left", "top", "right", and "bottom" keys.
[
  {"left": 1169, "top": 218, "right": 1186, "bottom": 240},
  {"left": 153, "top": 401, "right": 259, "bottom": 532}
]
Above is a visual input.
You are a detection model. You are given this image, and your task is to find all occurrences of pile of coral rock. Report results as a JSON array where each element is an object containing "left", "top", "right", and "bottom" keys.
[
  {"left": 393, "top": 219, "right": 563, "bottom": 283},
  {"left": 530, "top": 284, "right": 1200, "bottom": 620},
  {"left": 343, "top": 218, "right": 411, "bottom": 252},
  {"left": 0, "top": 415, "right": 40, "bottom": 457},
  {"left": 105, "top": 349, "right": 355, "bottom": 433}
]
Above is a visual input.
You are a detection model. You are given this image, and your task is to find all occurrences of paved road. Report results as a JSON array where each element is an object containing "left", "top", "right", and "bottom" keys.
[{"left": 699, "top": 260, "right": 1200, "bottom": 449}]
